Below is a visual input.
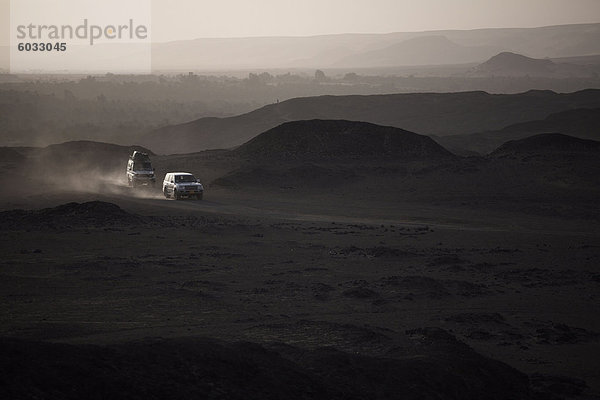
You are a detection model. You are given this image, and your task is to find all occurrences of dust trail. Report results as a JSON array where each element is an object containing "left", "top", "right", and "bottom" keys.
[
  {"left": 22, "top": 143, "right": 167, "bottom": 201},
  {"left": 44, "top": 170, "right": 166, "bottom": 200}
]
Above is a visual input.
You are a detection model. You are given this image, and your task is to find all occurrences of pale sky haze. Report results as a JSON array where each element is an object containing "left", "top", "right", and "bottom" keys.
[
  {"left": 150, "top": 0, "right": 600, "bottom": 41},
  {"left": 1, "top": 0, "right": 599, "bottom": 45}
]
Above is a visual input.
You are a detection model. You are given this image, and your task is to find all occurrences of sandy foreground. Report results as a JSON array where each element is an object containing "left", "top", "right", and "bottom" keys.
[{"left": 1, "top": 179, "right": 598, "bottom": 399}]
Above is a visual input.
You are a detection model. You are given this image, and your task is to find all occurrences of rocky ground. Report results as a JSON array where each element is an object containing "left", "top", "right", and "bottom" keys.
[
  {"left": 1, "top": 128, "right": 599, "bottom": 399},
  {"left": 0, "top": 193, "right": 598, "bottom": 399}
]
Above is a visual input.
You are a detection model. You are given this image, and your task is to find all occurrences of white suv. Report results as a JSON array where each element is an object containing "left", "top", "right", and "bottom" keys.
[{"left": 163, "top": 172, "right": 204, "bottom": 200}]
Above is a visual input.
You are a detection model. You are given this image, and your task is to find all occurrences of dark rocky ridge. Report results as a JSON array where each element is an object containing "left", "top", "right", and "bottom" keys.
[
  {"left": 474, "top": 52, "right": 555, "bottom": 75},
  {"left": 142, "top": 89, "right": 600, "bottom": 154},
  {"left": 470, "top": 51, "right": 599, "bottom": 78},
  {"left": 491, "top": 133, "right": 600, "bottom": 157},
  {"left": 0, "top": 201, "right": 143, "bottom": 229},
  {"left": 435, "top": 107, "right": 600, "bottom": 155},
  {"left": 235, "top": 119, "right": 455, "bottom": 160}
]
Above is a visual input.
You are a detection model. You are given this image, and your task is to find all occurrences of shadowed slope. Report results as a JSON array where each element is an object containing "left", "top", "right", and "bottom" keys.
[
  {"left": 491, "top": 133, "right": 600, "bottom": 157},
  {"left": 0, "top": 329, "right": 532, "bottom": 400},
  {"left": 434, "top": 108, "right": 600, "bottom": 155},
  {"left": 142, "top": 89, "right": 600, "bottom": 154},
  {"left": 235, "top": 119, "right": 455, "bottom": 160}
]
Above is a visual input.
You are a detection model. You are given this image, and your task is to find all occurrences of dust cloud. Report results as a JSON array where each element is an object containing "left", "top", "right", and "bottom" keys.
[{"left": 14, "top": 142, "right": 165, "bottom": 201}]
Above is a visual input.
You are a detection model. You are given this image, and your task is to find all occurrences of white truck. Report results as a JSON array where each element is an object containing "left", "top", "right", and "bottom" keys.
[{"left": 162, "top": 172, "right": 204, "bottom": 200}]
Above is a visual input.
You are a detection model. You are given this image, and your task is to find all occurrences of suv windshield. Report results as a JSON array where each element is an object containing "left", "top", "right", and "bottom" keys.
[
  {"left": 133, "top": 162, "right": 152, "bottom": 171},
  {"left": 175, "top": 175, "right": 197, "bottom": 183}
]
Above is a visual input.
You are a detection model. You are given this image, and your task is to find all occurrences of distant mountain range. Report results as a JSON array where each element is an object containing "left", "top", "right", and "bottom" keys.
[
  {"left": 334, "top": 36, "right": 502, "bottom": 67},
  {"left": 142, "top": 89, "right": 600, "bottom": 154},
  {"left": 469, "top": 52, "right": 599, "bottom": 77},
  {"left": 4, "top": 23, "right": 598, "bottom": 73},
  {"left": 150, "top": 23, "right": 600, "bottom": 70}
]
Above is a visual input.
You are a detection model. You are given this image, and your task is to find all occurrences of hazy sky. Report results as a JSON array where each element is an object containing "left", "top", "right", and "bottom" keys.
[
  {"left": 1, "top": 0, "right": 599, "bottom": 46},
  {"left": 151, "top": 0, "right": 600, "bottom": 41}
]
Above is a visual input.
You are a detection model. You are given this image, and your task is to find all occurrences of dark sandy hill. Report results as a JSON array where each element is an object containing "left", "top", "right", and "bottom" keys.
[
  {"left": 435, "top": 107, "right": 600, "bottom": 155},
  {"left": 0, "top": 201, "right": 142, "bottom": 229},
  {"left": 213, "top": 132, "right": 600, "bottom": 216},
  {"left": 235, "top": 120, "right": 455, "bottom": 160},
  {"left": 0, "top": 327, "right": 533, "bottom": 400},
  {"left": 471, "top": 52, "right": 598, "bottom": 78},
  {"left": 491, "top": 133, "right": 600, "bottom": 157},
  {"left": 474, "top": 52, "right": 555, "bottom": 75},
  {"left": 142, "top": 89, "right": 600, "bottom": 154},
  {"left": 212, "top": 120, "right": 454, "bottom": 189}
]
